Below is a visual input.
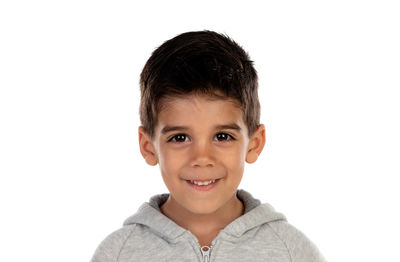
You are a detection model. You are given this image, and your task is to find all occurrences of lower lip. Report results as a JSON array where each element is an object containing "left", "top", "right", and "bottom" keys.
[{"left": 186, "top": 179, "right": 220, "bottom": 192}]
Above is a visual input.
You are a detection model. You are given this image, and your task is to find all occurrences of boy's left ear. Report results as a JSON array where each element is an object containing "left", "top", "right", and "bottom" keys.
[{"left": 245, "top": 124, "right": 266, "bottom": 164}]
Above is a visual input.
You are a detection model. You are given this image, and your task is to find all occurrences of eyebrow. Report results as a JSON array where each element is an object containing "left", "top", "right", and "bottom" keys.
[{"left": 160, "top": 123, "right": 242, "bottom": 135}]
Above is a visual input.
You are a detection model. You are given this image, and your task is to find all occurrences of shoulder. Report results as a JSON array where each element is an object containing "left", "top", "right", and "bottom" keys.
[
  {"left": 90, "top": 225, "right": 137, "bottom": 262},
  {"left": 266, "top": 220, "right": 327, "bottom": 262}
]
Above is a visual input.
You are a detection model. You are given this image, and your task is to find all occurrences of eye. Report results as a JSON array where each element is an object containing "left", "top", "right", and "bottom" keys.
[
  {"left": 214, "top": 132, "right": 234, "bottom": 142},
  {"left": 168, "top": 134, "right": 190, "bottom": 143}
]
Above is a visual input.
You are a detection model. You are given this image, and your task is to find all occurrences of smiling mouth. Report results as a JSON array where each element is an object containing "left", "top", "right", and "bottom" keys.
[
  {"left": 185, "top": 178, "right": 221, "bottom": 186},
  {"left": 188, "top": 179, "right": 216, "bottom": 186}
]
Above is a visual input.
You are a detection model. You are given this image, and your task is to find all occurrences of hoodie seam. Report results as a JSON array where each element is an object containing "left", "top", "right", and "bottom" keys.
[
  {"left": 115, "top": 225, "right": 136, "bottom": 262},
  {"left": 267, "top": 222, "right": 294, "bottom": 262}
]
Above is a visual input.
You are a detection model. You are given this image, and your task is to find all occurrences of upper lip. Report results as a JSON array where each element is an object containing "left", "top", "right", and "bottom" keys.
[{"left": 184, "top": 178, "right": 220, "bottom": 181}]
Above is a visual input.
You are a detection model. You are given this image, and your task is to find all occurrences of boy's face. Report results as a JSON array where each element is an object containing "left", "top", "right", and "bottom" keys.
[{"left": 139, "top": 94, "right": 265, "bottom": 215}]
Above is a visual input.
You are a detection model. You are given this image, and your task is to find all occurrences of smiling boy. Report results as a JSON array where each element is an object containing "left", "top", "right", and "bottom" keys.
[
  {"left": 91, "top": 30, "right": 326, "bottom": 262},
  {"left": 146, "top": 94, "right": 255, "bottom": 247}
]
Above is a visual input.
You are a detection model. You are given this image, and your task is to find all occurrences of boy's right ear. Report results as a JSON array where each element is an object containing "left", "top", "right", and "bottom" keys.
[{"left": 138, "top": 126, "right": 158, "bottom": 166}]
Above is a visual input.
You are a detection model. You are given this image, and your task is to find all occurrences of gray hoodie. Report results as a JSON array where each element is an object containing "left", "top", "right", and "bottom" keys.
[{"left": 91, "top": 189, "right": 326, "bottom": 262}]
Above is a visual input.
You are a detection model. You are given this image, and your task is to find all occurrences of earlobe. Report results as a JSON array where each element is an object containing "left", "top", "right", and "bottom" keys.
[
  {"left": 245, "top": 124, "right": 266, "bottom": 164},
  {"left": 138, "top": 126, "right": 158, "bottom": 166}
]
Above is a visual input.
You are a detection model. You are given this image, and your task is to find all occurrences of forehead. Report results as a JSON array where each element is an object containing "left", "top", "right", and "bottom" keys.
[{"left": 156, "top": 94, "right": 244, "bottom": 129}]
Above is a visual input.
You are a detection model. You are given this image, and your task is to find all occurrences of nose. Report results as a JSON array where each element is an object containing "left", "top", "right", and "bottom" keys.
[{"left": 190, "top": 140, "right": 215, "bottom": 168}]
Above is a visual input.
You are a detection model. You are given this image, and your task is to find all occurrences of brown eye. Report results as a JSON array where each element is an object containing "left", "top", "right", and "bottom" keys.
[
  {"left": 168, "top": 134, "right": 189, "bottom": 143},
  {"left": 214, "top": 133, "right": 234, "bottom": 142}
]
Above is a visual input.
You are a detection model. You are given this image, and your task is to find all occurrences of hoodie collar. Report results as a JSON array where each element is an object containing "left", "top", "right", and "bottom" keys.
[{"left": 123, "top": 189, "right": 286, "bottom": 240}]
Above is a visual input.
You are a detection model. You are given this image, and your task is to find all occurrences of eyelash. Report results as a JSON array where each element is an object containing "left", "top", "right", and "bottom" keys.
[{"left": 167, "top": 133, "right": 235, "bottom": 143}]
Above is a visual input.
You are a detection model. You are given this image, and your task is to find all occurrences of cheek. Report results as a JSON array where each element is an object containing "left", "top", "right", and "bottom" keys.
[
  {"left": 158, "top": 147, "right": 184, "bottom": 176},
  {"left": 223, "top": 144, "right": 246, "bottom": 170}
]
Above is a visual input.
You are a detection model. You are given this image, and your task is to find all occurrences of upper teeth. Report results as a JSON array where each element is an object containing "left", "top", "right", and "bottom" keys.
[{"left": 190, "top": 179, "right": 216, "bottom": 186}]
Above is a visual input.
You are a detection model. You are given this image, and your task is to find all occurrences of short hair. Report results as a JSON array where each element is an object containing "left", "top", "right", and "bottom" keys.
[{"left": 139, "top": 30, "right": 260, "bottom": 139}]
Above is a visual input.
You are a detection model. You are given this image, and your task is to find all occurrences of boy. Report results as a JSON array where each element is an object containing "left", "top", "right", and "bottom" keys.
[{"left": 91, "top": 30, "right": 326, "bottom": 262}]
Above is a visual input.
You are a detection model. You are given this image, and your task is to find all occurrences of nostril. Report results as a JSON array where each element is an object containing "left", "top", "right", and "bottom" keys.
[{"left": 193, "top": 163, "right": 214, "bottom": 167}]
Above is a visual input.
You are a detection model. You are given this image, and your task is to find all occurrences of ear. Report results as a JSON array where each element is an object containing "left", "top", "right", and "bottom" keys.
[
  {"left": 245, "top": 124, "right": 266, "bottom": 164},
  {"left": 138, "top": 126, "right": 158, "bottom": 166}
]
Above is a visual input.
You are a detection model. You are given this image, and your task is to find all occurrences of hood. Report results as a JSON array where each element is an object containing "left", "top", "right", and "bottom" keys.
[{"left": 123, "top": 189, "right": 286, "bottom": 241}]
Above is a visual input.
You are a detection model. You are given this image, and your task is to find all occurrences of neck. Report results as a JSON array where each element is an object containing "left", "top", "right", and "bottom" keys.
[{"left": 160, "top": 194, "right": 244, "bottom": 246}]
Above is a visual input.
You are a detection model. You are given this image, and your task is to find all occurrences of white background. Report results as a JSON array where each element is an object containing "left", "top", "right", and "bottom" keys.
[{"left": 1, "top": 1, "right": 399, "bottom": 261}]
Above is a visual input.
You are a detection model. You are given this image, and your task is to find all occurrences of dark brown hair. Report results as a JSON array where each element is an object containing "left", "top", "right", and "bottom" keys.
[{"left": 139, "top": 30, "right": 260, "bottom": 138}]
